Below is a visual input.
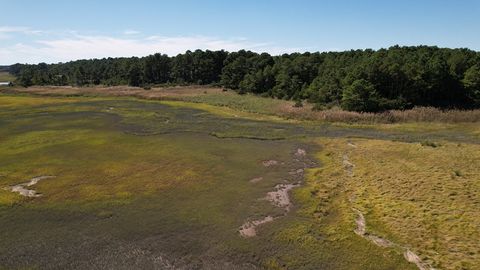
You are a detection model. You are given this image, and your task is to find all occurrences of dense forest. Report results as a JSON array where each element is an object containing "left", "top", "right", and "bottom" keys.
[{"left": 8, "top": 46, "right": 480, "bottom": 112}]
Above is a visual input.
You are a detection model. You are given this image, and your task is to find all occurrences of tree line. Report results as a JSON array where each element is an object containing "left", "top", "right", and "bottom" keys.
[{"left": 9, "top": 46, "right": 480, "bottom": 112}]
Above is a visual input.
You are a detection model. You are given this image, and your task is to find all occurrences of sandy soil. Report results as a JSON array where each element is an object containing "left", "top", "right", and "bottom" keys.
[
  {"left": 353, "top": 208, "right": 393, "bottom": 248},
  {"left": 265, "top": 183, "right": 300, "bottom": 212},
  {"left": 4, "top": 175, "right": 56, "bottom": 197},
  {"left": 240, "top": 148, "right": 316, "bottom": 238},
  {"left": 239, "top": 216, "right": 275, "bottom": 238},
  {"left": 262, "top": 160, "right": 279, "bottom": 167},
  {"left": 404, "top": 250, "right": 435, "bottom": 270},
  {"left": 249, "top": 177, "right": 263, "bottom": 183}
]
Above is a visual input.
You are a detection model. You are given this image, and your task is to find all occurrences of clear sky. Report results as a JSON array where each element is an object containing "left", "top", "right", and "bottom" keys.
[{"left": 1, "top": 0, "right": 479, "bottom": 64}]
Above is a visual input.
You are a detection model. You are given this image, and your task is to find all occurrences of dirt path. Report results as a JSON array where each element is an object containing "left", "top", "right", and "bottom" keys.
[
  {"left": 352, "top": 208, "right": 393, "bottom": 247},
  {"left": 344, "top": 142, "right": 435, "bottom": 270},
  {"left": 4, "top": 175, "right": 55, "bottom": 197},
  {"left": 342, "top": 154, "right": 355, "bottom": 177}
]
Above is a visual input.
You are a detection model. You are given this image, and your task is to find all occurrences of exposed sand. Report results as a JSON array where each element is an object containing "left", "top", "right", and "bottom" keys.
[
  {"left": 262, "top": 160, "right": 279, "bottom": 167},
  {"left": 240, "top": 148, "right": 315, "bottom": 238},
  {"left": 404, "top": 250, "right": 435, "bottom": 270},
  {"left": 353, "top": 208, "right": 393, "bottom": 248},
  {"left": 4, "top": 175, "right": 55, "bottom": 197},
  {"left": 239, "top": 216, "right": 275, "bottom": 237},
  {"left": 239, "top": 182, "right": 299, "bottom": 238},
  {"left": 342, "top": 154, "right": 355, "bottom": 177},
  {"left": 294, "top": 148, "right": 306, "bottom": 157},
  {"left": 265, "top": 183, "right": 300, "bottom": 212},
  {"left": 249, "top": 177, "right": 263, "bottom": 183}
]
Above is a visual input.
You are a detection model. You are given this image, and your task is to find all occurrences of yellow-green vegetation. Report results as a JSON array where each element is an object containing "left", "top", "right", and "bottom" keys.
[
  {"left": 311, "top": 138, "right": 480, "bottom": 269},
  {"left": 160, "top": 99, "right": 288, "bottom": 122},
  {"left": 0, "top": 93, "right": 478, "bottom": 269},
  {"left": 179, "top": 91, "right": 286, "bottom": 115},
  {"left": 0, "top": 94, "right": 312, "bottom": 268},
  {"left": 261, "top": 139, "right": 415, "bottom": 269},
  {"left": 339, "top": 122, "right": 480, "bottom": 141},
  {"left": 0, "top": 94, "right": 79, "bottom": 108}
]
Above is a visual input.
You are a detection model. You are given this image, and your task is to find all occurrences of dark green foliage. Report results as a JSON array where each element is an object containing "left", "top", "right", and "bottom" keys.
[
  {"left": 463, "top": 64, "right": 480, "bottom": 103},
  {"left": 128, "top": 60, "right": 143, "bottom": 87},
  {"left": 9, "top": 46, "right": 480, "bottom": 111},
  {"left": 144, "top": 53, "right": 171, "bottom": 84},
  {"left": 342, "top": 79, "right": 381, "bottom": 112}
]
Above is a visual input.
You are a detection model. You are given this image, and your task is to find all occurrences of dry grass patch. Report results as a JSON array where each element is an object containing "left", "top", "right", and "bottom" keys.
[
  {"left": 6, "top": 86, "right": 480, "bottom": 124},
  {"left": 280, "top": 104, "right": 480, "bottom": 123}
]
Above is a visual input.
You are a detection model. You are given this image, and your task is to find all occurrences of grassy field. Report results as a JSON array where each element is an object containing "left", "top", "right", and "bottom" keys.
[
  {"left": 0, "top": 91, "right": 478, "bottom": 269},
  {"left": 0, "top": 72, "right": 15, "bottom": 82},
  {"left": 4, "top": 85, "right": 480, "bottom": 125},
  {"left": 310, "top": 138, "right": 480, "bottom": 269}
]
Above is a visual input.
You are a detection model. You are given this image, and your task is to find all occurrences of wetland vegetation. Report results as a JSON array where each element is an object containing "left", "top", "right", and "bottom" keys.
[{"left": 0, "top": 88, "right": 478, "bottom": 269}]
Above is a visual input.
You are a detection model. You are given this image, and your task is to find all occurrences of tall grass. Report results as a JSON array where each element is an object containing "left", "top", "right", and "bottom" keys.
[
  {"left": 279, "top": 104, "right": 480, "bottom": 123},
  {"left": 4, "top": 85, "right": 480, "bottom": 123}
]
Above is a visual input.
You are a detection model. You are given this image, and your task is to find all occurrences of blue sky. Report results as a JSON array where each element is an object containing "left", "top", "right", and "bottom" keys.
[{"left": 1, "top": 0, "right": 479, "bottom": 64}]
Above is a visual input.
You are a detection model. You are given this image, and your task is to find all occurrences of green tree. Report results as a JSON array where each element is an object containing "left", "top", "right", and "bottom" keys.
[
  {"left": 128, "top": 63, "right": 143, "bottom": 86},
  {"left": 18, "top": 65, "right": 34, "bottom": 87},
  {"left": 341, "top": 79, "right": 381, "bottom": 112},
  {"left": 463, "top": 65, "right": 480, "bottom": 104},
  {"left": 144, "top": 53, "right": 171, "bottom": 84},
  {"left": 73, "top": 66, "right": 87, "bottom": 86}
]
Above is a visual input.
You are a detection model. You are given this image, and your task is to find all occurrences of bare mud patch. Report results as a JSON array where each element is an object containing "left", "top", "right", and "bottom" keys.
[
  {"left": 342, "top": 154, "right": 355, "bottom": 176},
  {"left": 240, "top": 147, "right": 317, "bottom": 238},
  {"left": 249, "top": 177, "right": 263, "bottom": 183},
  {"left": 294, "top": 148, "right": 306, "bottom": 157},
  {"left": 265, "top": 183, "right": 300, "bottom": 212},
  {"left": 239, "top": 182, "right": 299, "bottom": 238},
  {"left": 262, "top": 160, "right": 279, "bottom": 167},
  {"left": 404, "top": 250, "right": 435, "bottom": 270},
  {"left": 239, "top": 216, "right": 274, "bottom": 238},
  {"left": 289, "top": 168, "right": 304, "bottom": 176},
  {"left": 4, "top": 175, "right": 56, "bottom": 197}
]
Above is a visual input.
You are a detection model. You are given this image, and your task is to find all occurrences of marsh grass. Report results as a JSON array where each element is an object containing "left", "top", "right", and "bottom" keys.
[
  {"left": 280, "top": 104, "right": 480, "bottom": 123},
  {"left": 319, "top": 138, "right": 480, "bottom": 270},
  {"left": 2, "top": 94, "right": 409, "bottom": 269},
  {"left": 263, "top": 140, "right": 415, "bottom": 269},
  {"left": 5, "top": 85, "right": 480, "bottom": 124},
  {"left": 0, "top": 93, "right": 478, "bottom": 269}
]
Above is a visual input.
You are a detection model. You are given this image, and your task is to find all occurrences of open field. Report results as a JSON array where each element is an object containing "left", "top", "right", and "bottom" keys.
[
  {"left": 0, "top": 72, "right": 15, "bottom": 82},
  {"left": 0, "top": 90, "right": 479, "bottom": 269}
]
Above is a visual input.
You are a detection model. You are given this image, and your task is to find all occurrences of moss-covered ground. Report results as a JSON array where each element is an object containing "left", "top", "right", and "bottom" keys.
[{"left": 0, "top": 93, "right": 477, "bottom": 269}]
